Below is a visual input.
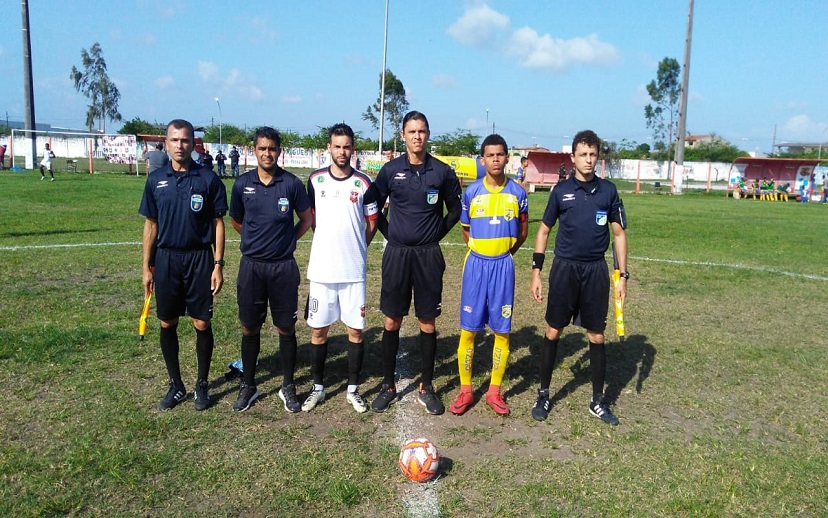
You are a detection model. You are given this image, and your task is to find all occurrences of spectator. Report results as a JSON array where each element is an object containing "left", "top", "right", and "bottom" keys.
[
  {"left": 215, "top": 149, "right": 226, "bottom": 178},
  {"left": 229, "top": 146, "right": 240, "bottom": 177},
  {"left": 145, "top": 142, "right": 169, "bottom": 174},
  {"left": 0, "top": 144, "right": 6, "bottom": 170}
]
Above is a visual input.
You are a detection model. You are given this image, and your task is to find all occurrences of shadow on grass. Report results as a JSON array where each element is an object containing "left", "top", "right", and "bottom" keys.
[
  {"left": 605, "top": 333, "right": 656, "bottom": 404},
  {"left": 1, "top": 228, "right": 101, "bottom": 238}
]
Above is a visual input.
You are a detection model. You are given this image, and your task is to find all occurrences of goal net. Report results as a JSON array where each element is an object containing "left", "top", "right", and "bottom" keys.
[{"left": 9, "top": 129, "right": 139, "bottom": 174}]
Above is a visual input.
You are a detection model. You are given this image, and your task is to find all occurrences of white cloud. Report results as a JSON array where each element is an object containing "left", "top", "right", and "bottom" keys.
[
  {"left": 631, "top": 84, "right": 650, "bottom": 107},
  {"left": 282, "top": 95, "right": 302, "bottom": 104},
  {"left": 432, "top": 73, "right": 458, "bottom": 88},
  {"left": 782, "top": 114, "right": 827, "bottom": 139},
  {"left": 509, "top": 29, "right": 618, "bottom": 71},
  {"left": 154, "top": 76, "right": 175, "bottom": 90},
  {"left": 139, "top": 33, "right": 157, "bottom": 46},
  {"left": 447, "top": 4, "right": 618, "bottom": 72},
  {"left": 198, "top": 61, "right": 219, "bottom": 82},
  {"left": 446, "top": 3, "right": 510, "bottom": 47}
]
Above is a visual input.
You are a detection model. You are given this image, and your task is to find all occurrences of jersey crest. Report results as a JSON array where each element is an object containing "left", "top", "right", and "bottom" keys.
[{"left": 278, "top": 197, "right": 290, "bottom": 213}]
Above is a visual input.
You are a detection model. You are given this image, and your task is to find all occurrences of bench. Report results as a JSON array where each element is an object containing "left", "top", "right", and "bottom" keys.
[{"left": 66, "top": 159, "right": 78, "bottom": 172}]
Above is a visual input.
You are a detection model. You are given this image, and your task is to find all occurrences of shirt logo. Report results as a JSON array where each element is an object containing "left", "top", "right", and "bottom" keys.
[
  {"left": 278, "top": 197, "right": 289, "bottom": 213},
  {"left": 191, "top": 194, "right": 204, "bottom": 212},
  {"left": 156, "top": 180, "right": 169, "bottom": 189},
  {"left": 316, "top": 175, "right": 325, "bottom": 183},
  {"left": 427, "top": 189, "right": 439, "bottom": 205},
  {"left": 394, "top": 172, "right": 406, "bottom": 181},
  {"left": 504, "top": 208, "right": 515, "bottom": 221},
  {"left": 596, "top": 210, "right": 608, "bottom": 226},
  {"left": 354, "top": 179, "right": 362, "bottom": 188},
  {"left": 563, "top": 193, "right": 575, "bottom": 202},
  {"left": 244, "top": 187, "right": 255, "bottom": 194},
  {"left": 350, "top": 190, "right": 359, "bottom": 203}
]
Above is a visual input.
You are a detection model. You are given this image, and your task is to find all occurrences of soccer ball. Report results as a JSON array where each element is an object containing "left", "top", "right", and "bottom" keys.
[{"left": 398, "top": 437, "right": 440, "bottom": 482}]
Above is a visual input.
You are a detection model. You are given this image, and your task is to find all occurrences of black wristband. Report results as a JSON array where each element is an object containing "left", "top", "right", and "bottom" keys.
[{"left": 532, "top": 252, "right": 545, "bottom": 270}]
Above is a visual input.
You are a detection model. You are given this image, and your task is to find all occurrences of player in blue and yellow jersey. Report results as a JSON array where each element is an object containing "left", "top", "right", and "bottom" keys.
[{"left": 449, "top": 134, "right": 529, "bottom": 416}]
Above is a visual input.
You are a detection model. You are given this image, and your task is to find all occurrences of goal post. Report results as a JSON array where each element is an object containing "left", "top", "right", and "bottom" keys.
[{"left": 10, "top": 129, "right": 139, "bottom": 174}]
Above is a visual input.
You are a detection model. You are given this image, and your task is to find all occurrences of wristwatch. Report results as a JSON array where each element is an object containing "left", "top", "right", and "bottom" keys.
[
  {"left": 214, "top": 259, "right": 225, "bottom": 267},
  {"left": 619, "top": 271, "right": 630, "bottom": 280}
]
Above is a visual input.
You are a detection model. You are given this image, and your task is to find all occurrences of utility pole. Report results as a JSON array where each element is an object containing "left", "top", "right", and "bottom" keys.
[
  {"left": 673, "top": 0, "right": 694, "bottom": 194},
  {"left": 22, "top": 0, "right": 38, "bottom": 168}
]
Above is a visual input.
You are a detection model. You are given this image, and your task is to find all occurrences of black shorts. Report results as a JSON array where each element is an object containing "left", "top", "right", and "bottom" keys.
[
  {"left": 380, "top": 243, "right": 445, "bottom": 319},
  {"left": 154, "top": 247, "right": 214, "bottom": 321},
  {"left": 237, "top": 255, "right": 300, "bottom": 329},
  {"left": 545, "top": 256, "right": 610, "bottom": 332}
]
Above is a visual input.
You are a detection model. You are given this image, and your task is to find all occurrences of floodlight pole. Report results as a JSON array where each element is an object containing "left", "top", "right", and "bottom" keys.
[
  {"left": 215, "top": 97, "right": 222, "bottom": 147},
  {"left": 673, "top": 0, "right": 694, "bottom": 194},
  {"left": 378, "top": 0, "right": 389, "bottom": 154},
  {"left": 21, "top": 0, "right": 38, "bottom": 169}
]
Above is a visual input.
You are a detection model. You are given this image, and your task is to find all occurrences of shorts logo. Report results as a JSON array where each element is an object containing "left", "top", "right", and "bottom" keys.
[
  {"left": 463, "top": 305, "right": 473, "bottom": 313},
  {"left": 501, "top": 305, "right": 512, "bottom": 318},
  {"left": 278, "top": 198, "right": 290, "bottom": 213},
  {"left": 595, "top": 210, "right": 607, "bottom": 226},
  {"left": 427, "top": 190, "right": 439, "bottom": 205},
  {"left": 190, "top": 194, "right": 204, "bottom": 212},
  {"left": 350, "top": 190, "right": 358, "bottom": 203},
  {"left": 308, "top": 297, "right": 319, "bottom": 314}
]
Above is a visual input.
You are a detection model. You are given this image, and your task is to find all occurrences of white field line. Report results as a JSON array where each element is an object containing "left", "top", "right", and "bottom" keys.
[{"left": 1, "top": 239, "right": 825, "bottom": 283}]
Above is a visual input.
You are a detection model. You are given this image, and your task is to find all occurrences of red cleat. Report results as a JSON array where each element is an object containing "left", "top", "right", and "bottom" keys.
[
  {"left": 485, "top": 391, "right": 510, "bottom": 416},
  {"left": 449, "top": 390, "right": 474, "bottom": 415}
]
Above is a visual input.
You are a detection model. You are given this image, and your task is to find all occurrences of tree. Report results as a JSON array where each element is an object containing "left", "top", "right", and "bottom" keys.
[
  {"left": 431, "top": 130, "right": 480, "bottom": 156},
  {"left": 683, "top": 137, "right": 747, "bottom": 162},
  {"left": 70, "top": 43, "right": 122, "bottom": 133},
  {"left": 119, "top": 117, "right": 164, "bottom": 136},
  {"left": 644, "top": 57, "right": 680, "bottom": 157},
  {"left": 362, "top": 69, "right": 409, "bottom": 150},
  {"left": 203, "top": 123, "right": 252, "bottom": 147}
]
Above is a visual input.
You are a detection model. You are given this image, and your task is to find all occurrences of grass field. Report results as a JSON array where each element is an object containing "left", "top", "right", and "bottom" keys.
[{"left": 1, "top": 169, "right": 826, "bottom": 517}]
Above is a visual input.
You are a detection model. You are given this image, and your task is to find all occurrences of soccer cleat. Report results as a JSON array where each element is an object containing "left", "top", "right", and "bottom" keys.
[
  {"left": 301, "top": 386, "right": 326, "bottom": 412},
  {"left": 371, "top": 383, "right": 398, "bottom": 413},
  {"left": 232, "top": 383, "right": 259, "bottom": 412},
  {"left": 589, "top": 395, "right": 619, "bottom": 426},
  {"left": 346, "top": 390, "right": 369, "bottom": 413},
  {"left": 449, "top": 390, "right": 474, "bottom": 415},
  {"left": 159, "top": 380, "right": 187, "bottom": 411},
  {"left": 279, "top": 384, "right": 301, "bottom": 413},
  {"left": 50, "top": 177, "right": 55, "bottom": 182},
  {"left": 531, "top": 389, "right": 552, "bottom": 421},
  {"left": 416, "top": 384, "right": 445, "bottom": 415},
  {"left": 485, "top": 391, "right": 510, "bottom": 416},
  {"left": 41, "top": 176, "right": 45, "bottom": 180},
  {"left": 194, "top": 379, "right": 210, "bottom": 411}
]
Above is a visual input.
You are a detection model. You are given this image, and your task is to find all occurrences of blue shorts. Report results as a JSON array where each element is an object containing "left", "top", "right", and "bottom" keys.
[
  {"left": 459, "top": 251, "right": 515, "bottom": 334},
  {"left": 237, "top": 255, "right": 300, "bottom": 329},
  {"left": 154, "top": 247, "right": 214, "bottom": 321}
]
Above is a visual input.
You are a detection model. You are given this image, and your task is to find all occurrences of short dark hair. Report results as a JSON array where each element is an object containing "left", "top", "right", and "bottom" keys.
[
  {"left": 480, "top": 134, "right": 508, "bottom": 156},
  {"left": 155, "top": 143, "right": 163, "bottom": 150},
  {"left": 572, "top": 130, "right": 600, "bottom": 155},
  {"left": 402, "top": 110, "right": 429, "bottom": 131},
  {"left": 328, "top": 123, "right": 354, "bottom": 143},
  {"left": 520, "top": 156, "right": 528, "bottom": 163},
  {"left": 253, "top": 126, "right": 282, "bottom": 148},
  {"left": 167, "top": 119, "right": 195, "bottom": 140}
]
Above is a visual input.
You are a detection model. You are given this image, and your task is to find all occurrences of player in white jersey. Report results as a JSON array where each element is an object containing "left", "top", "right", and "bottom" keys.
[{"left": 302, "top": 123, "right": 379, "bottom": 413}]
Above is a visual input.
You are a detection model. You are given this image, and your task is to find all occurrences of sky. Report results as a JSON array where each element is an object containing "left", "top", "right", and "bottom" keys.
[{"left": 1, "top": 0, "right": 827, "bottom": 155}]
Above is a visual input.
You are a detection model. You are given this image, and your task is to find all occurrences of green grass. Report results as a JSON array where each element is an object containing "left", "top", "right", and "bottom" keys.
[{"left": 1, "top": 170, "right": 826, "bottom": 516}]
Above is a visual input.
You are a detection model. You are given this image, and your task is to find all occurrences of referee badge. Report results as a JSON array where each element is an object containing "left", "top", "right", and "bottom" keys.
[
  {"left": 595, "top": 210, "right": 607, "bottom": 226},
  {"left": 278, "top": 197, "right": 290, "bottom": 213},
  {"left": 190, "top": 194, "right": 204, "bottom": 212},
  {"left": 427, "top": 189, "right": 439, "bottom": 204}
]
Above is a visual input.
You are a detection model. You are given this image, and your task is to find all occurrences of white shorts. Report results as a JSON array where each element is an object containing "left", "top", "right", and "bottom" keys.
[{"left": 306, "top": 280, "right": 366, "bottom": 330}]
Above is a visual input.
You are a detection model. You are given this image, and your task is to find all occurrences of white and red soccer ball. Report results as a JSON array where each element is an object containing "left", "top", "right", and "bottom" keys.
[{"left": 399, "top": 437, "right": 440, "bottom": 482}]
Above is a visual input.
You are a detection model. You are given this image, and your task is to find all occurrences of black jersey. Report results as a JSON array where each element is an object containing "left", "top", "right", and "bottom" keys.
[{"left": 371, "top": 154, "right": 462, "bottom": 246}]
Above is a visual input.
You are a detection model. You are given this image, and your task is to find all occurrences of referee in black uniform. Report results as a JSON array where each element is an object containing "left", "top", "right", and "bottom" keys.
[
  {"left": 369, "top": 111, "right": 463, "bottom": 415},
  {"left": 228, "top": 127, "right": 313, "bottom": 413},
  {"left": 139, "top": 119, "right": 228, "bottom": 411},
  {"left": 530, "top": 130, "right": 628, "bottom": 425}
]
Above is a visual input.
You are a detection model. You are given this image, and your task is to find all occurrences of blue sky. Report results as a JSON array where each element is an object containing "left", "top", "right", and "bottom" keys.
[{"left": 1, "top": 0, "right": 826, "bottom": 154}]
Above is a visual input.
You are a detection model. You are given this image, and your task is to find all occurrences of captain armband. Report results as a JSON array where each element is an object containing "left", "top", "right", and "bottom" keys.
[{"left": 532, "top": 252, "right": 545, "bottom": 270}]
